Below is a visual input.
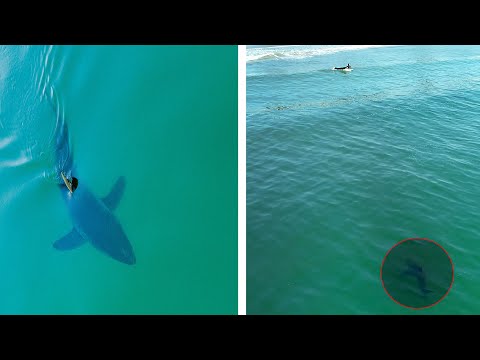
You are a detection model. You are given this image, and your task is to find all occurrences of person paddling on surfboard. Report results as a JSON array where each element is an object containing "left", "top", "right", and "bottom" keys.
[
  {"left": 61, "top": 171, "right": 78, "bottom": 194},
  {"left": 334, "top": 63, "right": 351, "bottom": 70}
]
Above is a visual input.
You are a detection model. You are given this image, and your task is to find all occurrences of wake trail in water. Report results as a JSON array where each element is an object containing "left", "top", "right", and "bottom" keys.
[
  {"left": 42, "top": 84, "right": 73, "bottom": 184},
  {"left": 0, "top": 46, "right": 67, "bottom": 184}
]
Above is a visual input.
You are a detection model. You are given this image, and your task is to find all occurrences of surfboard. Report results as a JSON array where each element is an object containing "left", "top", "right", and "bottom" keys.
[
  {"left": 61, "top": 171, "right": 74, "bottom": 193},
  {"left": 332, "top": 67, "right": 352, "bottom": 72}
]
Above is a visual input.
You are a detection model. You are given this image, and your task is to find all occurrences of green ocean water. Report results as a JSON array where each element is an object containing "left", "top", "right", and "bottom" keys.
[
  {"left": 247, "top": 45, "right": 480, "bottom": 314},
  {"left": 0, "top": 45, "right": 237, "bottom": 314}
]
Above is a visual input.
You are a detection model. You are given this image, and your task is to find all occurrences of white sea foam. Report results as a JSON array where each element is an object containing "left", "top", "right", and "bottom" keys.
[
  {"left": 246, "top": 45, "right": 399, "bottom": 63},
  {"left": 0, "top": 135, "right": 16, "bottom": 150},
  {"left": 0, "top": 150, "right": 30, "bottom": 168}
]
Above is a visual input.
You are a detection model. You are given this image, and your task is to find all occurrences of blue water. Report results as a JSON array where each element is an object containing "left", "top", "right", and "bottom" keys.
[
  {"left": 247, "top": 45, "right": 480, "bottom": 314},
  {"left": 0, "top": 45, "right": 238, "bottom": 314}
]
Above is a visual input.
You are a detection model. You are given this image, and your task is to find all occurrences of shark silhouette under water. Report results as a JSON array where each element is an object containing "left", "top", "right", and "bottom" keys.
[
  {"left": 402, "top": 259, "right": 433, "bottom": 296},
  {"left": 49, "top": 88, "right": 135, "bottom": 265}
]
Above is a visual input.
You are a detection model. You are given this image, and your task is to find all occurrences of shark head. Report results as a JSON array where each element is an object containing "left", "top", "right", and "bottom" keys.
[{"left": 405, "top": 259, "right": 423, "bottom": 273}]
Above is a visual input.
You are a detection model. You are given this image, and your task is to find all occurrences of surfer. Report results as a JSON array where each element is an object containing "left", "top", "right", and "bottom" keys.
[
  {"left": 334, "top": 63, "right": 351, "bottom": 70},
  {"left": 61, "top": 172, "right": 78, "bottom": 193}
]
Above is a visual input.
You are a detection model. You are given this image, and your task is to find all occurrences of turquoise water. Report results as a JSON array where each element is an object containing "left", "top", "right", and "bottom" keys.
[
  {"left": 0, "top": 45, "right": 238, "bottom": 314},
  {"left": 247, "top": 45, "right": 480, "bottom": 314}
]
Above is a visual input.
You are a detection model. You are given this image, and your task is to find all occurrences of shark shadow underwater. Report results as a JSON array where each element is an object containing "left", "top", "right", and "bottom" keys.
[
  {"left": 402, "top": 259, "right": 433, "bottom": 296},
  {"left": 48, "top": 88, "right": 136, "bottom": 265}
]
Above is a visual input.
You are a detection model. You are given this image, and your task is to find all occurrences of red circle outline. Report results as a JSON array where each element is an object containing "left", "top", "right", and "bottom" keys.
[{"left": 380, "top": 237, "right": 455, "bottom": 310}]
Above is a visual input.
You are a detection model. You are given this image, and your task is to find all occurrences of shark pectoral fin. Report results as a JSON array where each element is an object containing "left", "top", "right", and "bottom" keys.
[
  {"left": 53, "top": 228, "right": 87, "bottom": 251},
  {"left": 102, "top": 176, "right": 126, "bottom": 211}
]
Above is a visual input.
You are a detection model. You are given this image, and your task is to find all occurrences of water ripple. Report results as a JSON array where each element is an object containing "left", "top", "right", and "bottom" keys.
[{"left": 248, "top": 45, "right": 480, "bottom": 314}]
